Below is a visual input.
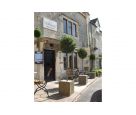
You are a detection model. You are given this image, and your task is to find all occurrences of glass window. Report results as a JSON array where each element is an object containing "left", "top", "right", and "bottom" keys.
[
  {"left": 63, "top": 57, "right": 66, "bottom": 70},
  {"left": 63, "top": 18, "right": 67, "bottom": 33},
  {"left": 72, "top": 23, "right": 77, "bottom": 37},
  {"left": 67, "top": 21, "right": 72, "bottom": 35},
  {"left": 74, "top": 53, "right": 77, "bottom": 68},
  {"left": 63, "top": 18, "right": 77, "bottom": 37},
  {"left": 69, "top": 55, "right": 73, "bottom": 69}
]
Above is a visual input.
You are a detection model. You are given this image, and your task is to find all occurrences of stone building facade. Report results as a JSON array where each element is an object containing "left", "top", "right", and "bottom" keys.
[
  {"left": 89, "top": 18, "right": 102, "bottom": 69},
  {"left": 34, "top": 12, "right": 90, "bottom": 81}
]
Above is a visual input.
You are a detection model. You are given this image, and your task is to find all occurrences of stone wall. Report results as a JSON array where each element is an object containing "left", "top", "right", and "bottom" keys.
[
  {"left": 34, "top": 12, "right": 88, "bottom": 47},
  {"left": 34, "top": 12, "right": 90, "bottom": 80},
  {"left": 89, "top": 22, "right": 102, "bottom": 69}
]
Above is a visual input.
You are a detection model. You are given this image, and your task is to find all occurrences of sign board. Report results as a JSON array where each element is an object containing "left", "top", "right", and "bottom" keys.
[
  {"left": 43, "top": 17, "right": 57, "bottom": 31},
  {"left": 34, "top": 51, "right": 43, "bottom": 64}
]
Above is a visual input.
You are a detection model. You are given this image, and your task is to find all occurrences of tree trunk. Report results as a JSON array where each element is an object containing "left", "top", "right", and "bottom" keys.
[
  {"left": 66, "top": 53, "right": 68, "bottom": 80},
  {"left": 91, "top": 60, "right": 93, "bottom": 71},
  {"left": 82, "top": 59, "right": 83, "bottom": 73}
]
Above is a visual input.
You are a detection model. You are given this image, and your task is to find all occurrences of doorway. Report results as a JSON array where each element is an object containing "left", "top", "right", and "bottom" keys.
[{"left": 44, "top": 49, "right": 55, "bottom": 81}]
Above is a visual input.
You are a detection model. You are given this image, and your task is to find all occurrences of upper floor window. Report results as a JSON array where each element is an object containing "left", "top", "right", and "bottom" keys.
[
  {"left": 63, "top": 18, "right": 77, "bottom": 37},
  {"left": 72, "top": 23, "right": 77, "bottom": 37},
  {"left": 67, "top": 21, "right": 72, "bottom": 35},
  {"left": 63, "top": 18, "right": 67, "bottom": 34}
]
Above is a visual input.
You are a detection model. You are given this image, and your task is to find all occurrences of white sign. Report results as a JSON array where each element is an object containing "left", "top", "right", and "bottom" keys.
[{"left": 43, "top": 18, "right": 57, "bottom": 31}]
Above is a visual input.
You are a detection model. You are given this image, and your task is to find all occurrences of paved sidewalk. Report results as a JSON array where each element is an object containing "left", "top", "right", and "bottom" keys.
[{"left": 34, "top": 77, "right": 99, "bottom": 102}]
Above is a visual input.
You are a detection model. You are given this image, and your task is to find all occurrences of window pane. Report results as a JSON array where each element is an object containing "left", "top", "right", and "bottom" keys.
[
  {"left": 72, "top": 23, "right": 77, "bottom": 37},
  {"left": 63, "top": 57, "right": 66, "bottom": 70},
  {"left": 63, "top": 18, "right": 67, "bottom": 33},
  {"left": 67, "top": 21, "right": 72, "bottom": 35},
  {"left": 69, "top": 55, "right": 72, "bottom": 68},
  {"left": 74, "top": 53, "right": 77, "bottom": 68}
]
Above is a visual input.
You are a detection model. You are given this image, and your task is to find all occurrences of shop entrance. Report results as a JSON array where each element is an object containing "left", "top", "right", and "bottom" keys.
[{"left": 44, "top": 49, "right": 55, "bottom": 81}]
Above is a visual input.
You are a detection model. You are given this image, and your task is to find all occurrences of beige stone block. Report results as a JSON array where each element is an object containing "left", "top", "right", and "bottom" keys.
[
  {"left": 78, "top": 75, "right": 88, "bottom": 85},
  {"left": 39, "top": 42, "right": 44, "bottom": 51},
  {"left": 59, "top": 80, "right": 74, "bottom": 96}
]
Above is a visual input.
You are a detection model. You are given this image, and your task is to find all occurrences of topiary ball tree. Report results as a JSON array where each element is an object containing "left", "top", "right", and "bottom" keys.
[
  {"left": 90, "top": 54, "right": 95, "bottom": 60},
  {"left": 60, "top": 35, "right": 76, "bottom": 80},
  {"left": 34, "top": 28, "right": 41, "bottom": 50},
  {"left": 77, "top": 48, "right": 87, "bottom": 72},
  {"left": 34, "top": 29, "right": 41, "bottom": 38}
]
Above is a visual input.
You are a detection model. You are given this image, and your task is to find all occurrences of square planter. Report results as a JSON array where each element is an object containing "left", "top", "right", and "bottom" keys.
[
  {"left": 59, "top": 80, "right": 74, "bottom": 96},
  {"left": 78, "top": 75, "right": 88, "bottom": 85},
  {"left": 98, "top": 71, "right": 102, "bottom": 77},
  {"left": 88, "top": 72, "right": 96, "bottom": 79}
]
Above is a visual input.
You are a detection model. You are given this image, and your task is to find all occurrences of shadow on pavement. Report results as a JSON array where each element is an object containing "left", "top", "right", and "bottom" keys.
[
  {"left": 47, "top": 93, "right": 66, "bottom": 100},
  {"left": 48, "top": 88, "right": 59, "bottom": 93},
  {"left": 90, "top": 89, "right": 102, "bottom": 102},
  {"left": 88, "top": 77, "right": 95, "bottom": 79},
  {"left": 74, "top": 83, "right": 82, "bottom": 87},
  {"left": 47, "top": 88, "right": 67, "bottom": 100}
]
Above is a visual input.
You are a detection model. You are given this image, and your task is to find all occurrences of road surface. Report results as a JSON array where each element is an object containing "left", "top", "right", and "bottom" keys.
[{"left": 76, "top": 77, "right": 102, "bottom": 102}]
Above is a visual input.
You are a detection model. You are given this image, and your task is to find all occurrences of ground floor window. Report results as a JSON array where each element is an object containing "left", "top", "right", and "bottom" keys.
[
  {"left": 99, "top": 58, "right": 102, "bottom": 69},
  {"left": 69, "top": 55, "right": 73, "bottom": 69},
  {"left": 63, "top": 57, "right": 67, "bottom": 70},
  {"left": 63, "top": 52, "right": 77, "bottom": 70},
  {"left": 74, "top": 52, "right": 77, "bottom": 68}
]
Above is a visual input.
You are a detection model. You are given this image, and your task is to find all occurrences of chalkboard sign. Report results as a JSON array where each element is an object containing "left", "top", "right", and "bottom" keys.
[{"left": 34, "top": 51, "right": 43, "bottom": 64}]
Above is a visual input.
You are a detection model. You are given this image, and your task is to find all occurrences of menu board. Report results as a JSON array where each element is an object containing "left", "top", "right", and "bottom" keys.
[{"left": 34, "top": 51, "right": 43, "bottom": 64}]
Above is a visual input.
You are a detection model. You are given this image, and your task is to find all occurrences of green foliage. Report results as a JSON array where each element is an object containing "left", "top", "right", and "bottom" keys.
[
  {"left": 60, "top": 35, "right": 76, "bottom": 53},
  {"left": 99, "top": 54, "right": 102, "bottom": 57},
  {"left": 98, "top": 54, "right": 102, "bottom": 59},
  {"left": 89, "top": 54, "right": 96, "bottom": 60},
  {"left": 92, "top": 68, "right": 102, "bottom": 76},
  {"left": 34, "top": 29, "right": 41, "bottom": 38},
  {"left": 77, "top": 48, "right": 87, "bottom": 59}
]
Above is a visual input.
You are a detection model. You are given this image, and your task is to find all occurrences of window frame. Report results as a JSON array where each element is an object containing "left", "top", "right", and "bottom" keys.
[
  {"left": 63, "top": 18, "right": 77, "bottom": 37},
  {"left": 63, "top": 18, "right": 67, "bottom": 34},
  {"left": 74, "top": 52, "right": 77, "bottom": 69},
  {"left": 72, "top": 23, "right": 77, "bottom": 37},
  {"left": 63, "top": 56, "right": 67, "bottom": 70},
  {"left": 67, "top": 21, "right": 72, "bottom": 35}
]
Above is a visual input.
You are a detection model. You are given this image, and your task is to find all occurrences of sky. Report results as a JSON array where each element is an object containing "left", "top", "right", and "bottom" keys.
[{"left": 0, "top": 0, "right": 136, "bottom": 115}]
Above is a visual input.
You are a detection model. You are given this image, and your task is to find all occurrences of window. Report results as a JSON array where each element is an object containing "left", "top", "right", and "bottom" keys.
[
  {"left": 63, "top": 57, "right": 66, "bottom": 70},
  {"left": 69, "top": 55, "right": 73, "bottom": 68},
  {"left": 63, "top": 18, "right": 77, "bottom": 37},
  {"left": 67, "top": 21, "right": 72, "bottom": 35},
  {"left": 74, "top": 53, "right": 77, "bottom": 68},
  {"left": 63, "top": 18, "right": 67, "bottom": 33},
  {"left": 72, "top": 23, "right": 77, "bottom": 37}
]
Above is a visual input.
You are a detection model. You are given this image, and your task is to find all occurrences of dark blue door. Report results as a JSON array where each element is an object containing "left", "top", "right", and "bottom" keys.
[{"left": 44, "top": 49, "right": 55, "bottom": 81}]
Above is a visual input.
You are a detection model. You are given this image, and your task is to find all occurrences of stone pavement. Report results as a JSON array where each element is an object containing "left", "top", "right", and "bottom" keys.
[{"left": 34, "top": 77, "right": 99, "bottom": 102}]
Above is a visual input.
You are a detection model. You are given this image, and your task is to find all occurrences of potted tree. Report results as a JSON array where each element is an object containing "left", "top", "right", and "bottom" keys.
[
  {"left": 77, "top": 48, "right": 88, "bottom": 85},
  {"left": 59, "top": 35, "right": 76, "bottom": 96},
  {"left": 34, "top": 29, "right": 42, "bottom": 80},
  {"left": 34, "top": 28, "right": 41, "bottom": 51},
  {"left": 77, "top": 48, "right": 87, "bottom": 74}
]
